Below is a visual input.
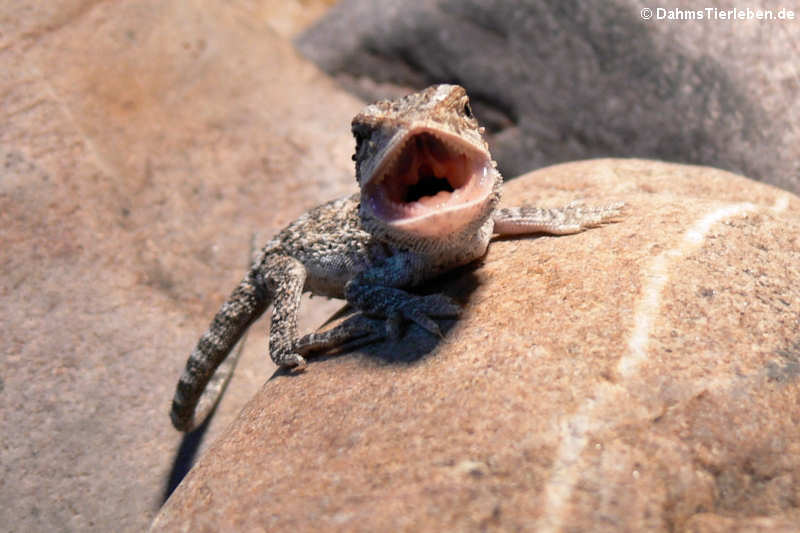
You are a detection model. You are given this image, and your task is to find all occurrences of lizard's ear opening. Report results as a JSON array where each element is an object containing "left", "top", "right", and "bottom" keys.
[{"left": 361, "top": 128, "right": 496, "bottom": 236}]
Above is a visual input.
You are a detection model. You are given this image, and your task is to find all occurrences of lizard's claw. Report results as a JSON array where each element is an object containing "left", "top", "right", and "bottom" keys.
[
  {"left": 279, "top": 352, "right": 307, "bottom": 371},
  {"left": 346, "top": 284, "right": 462, "bottom": 343},
  {"left": 401, "top": 306, "right": 443, "bottom": 337},
  {"left": 416, "top": 293, "right": 462, "bottom": 317},
  {"left": 398, "top": 294, "right": 460, "bottom": 338},
  {"left": 386, "top": 312, "right": 404, "bottom": 341}
]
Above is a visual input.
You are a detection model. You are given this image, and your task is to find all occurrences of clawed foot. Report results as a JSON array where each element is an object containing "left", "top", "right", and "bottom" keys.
[
  {"left": 294, "top": 314, "right": 385, "bottom": 356},
  {"left": 275, "top": 351, "right": 307, "bottom": 372},
  {"left": 392, "top": 293, "right": 461, "bottom": 338},
  {"left": 294, "top": 293, "right": 461, "bottom": 357},
  {"left": 565, "top": 200, "right": 626, "bottom": 227}
]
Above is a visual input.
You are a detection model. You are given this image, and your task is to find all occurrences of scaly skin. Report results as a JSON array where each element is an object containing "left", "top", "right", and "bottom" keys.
[{"left": 170, "top": 85, "right": 623, "bottom": 431}]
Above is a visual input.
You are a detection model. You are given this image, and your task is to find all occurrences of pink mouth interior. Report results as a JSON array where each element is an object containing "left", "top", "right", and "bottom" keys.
[{"left": 365, "top": 132, "right": 491, "bottom": 223}]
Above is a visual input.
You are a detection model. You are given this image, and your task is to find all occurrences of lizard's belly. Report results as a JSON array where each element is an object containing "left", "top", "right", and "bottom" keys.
[
  {"left": 303, "top": 274, "right": 348, "bottom": 299},
  {"left": 301, "top": 254, "right": 367, "bottom": 299}
]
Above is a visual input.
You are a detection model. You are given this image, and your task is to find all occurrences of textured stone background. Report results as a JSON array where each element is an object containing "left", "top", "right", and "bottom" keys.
[
  {"left": 2, "top": 1, "right": 799, "bottom": 532},
  {"left": 153, "top": 160, "right": 800, "bottom": 532},
  {"left": 297, "top": 0, "right": 800, "bottom": 194},
  {"left": 1, "top": 2, "right": 348, "bottom": 532}
]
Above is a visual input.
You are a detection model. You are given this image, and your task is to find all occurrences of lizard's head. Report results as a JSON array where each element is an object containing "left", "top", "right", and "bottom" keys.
[{"left": 352, "top": 84, "right": 501, "bottom": 241}]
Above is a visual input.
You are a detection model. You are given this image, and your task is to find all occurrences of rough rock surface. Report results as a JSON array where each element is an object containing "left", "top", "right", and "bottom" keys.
[
  {"left": 297, "top": 0, "right": 800, "bottom": 195},
  {"left": 151, "top": 159, "right": 800, "bottom": 532},
  {"left": 1, "top": 1, "right": 353, "bottom": 532}
]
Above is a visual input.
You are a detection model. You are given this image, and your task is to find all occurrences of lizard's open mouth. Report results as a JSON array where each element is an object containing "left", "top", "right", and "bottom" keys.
[{"left": 362, "top": 129, "right": 495, "bottom": 235}]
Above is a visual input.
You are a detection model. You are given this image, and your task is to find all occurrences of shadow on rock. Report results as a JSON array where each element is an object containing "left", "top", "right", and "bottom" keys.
[
  {"left": 280, "top": 267, "right": 482, "bottom": 368},
  {"left": 161, "top": 267, "right": 481, "bottom": 501},
  {"left": 161, "top": 405, "right": 216, "bottom": 505}
]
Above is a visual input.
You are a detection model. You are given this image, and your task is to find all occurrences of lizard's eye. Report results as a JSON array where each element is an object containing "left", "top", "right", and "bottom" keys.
[
  {"left": 352, "top": 129, "right": 367, "bottom": 161},
  {"left": 463, "top": 102, "right": 473, "bottom": 119}
]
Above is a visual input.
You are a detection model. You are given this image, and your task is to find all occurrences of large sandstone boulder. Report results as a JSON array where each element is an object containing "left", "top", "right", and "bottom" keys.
[
  {"left": 151, "top": 159, "right": 800, "bottom": 532},
  {"left": 0, "top": 1, "right": 355, "bottom": 531},
  {"left": 297, "top": 0, "right": 800, "bottom": 195}
]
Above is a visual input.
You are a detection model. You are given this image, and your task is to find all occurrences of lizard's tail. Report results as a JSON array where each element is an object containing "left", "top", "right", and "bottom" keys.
[{"left": 170, "top": 269, "right": 271, "bottom": 432}]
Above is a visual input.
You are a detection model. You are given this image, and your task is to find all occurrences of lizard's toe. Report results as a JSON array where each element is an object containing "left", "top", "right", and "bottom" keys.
[
  {"left": 399, "top": 300, "right": 449, "bottom": 338},
  {"left": 278, "top": 352, "right": 307, "bottom": 371},
  {"left": 414, "top": 293, "right": 461, "bottom": 317},
  {"left": 385, "top": 312, "right": 404, "bottom": 341},
  {"left": 404, "top": 307, "right": 443, "bottom": 337}
]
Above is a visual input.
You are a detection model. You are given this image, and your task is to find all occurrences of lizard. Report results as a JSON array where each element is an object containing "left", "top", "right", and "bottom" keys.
[{"left": 170, "top": 84, "right": 623, "bottom": 431}]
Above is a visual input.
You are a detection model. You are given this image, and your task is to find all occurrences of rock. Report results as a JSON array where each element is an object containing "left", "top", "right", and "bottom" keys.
[
  {"left": 684, "top": 513, "right": 800, "bottom": 533},
  {"left": 0, "top": 1, "right": 356, "bottom": 531},
  {"left": 151, "top": 159, "right": 800, "bottom": 531},
  {"left": 296, "top": 0, "right": 800, "bottom": 195}
]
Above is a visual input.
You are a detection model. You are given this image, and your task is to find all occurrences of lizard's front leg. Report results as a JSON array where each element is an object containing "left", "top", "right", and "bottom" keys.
[
  {"left": 344, "top": 253, "right": 461, "bottom": 339},
  {"left": 295, "top": 254, "right": 460, "bottom": 357},
  {"left": 260, "top": 254, "right": 308, "bottom": 369},
  {"left": 493, "top": 202, "right": 624, "bottom": 236}
]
